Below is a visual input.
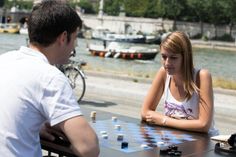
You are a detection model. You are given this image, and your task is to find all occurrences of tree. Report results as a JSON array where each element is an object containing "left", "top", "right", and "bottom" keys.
[
  {"left": 159, "top": 0, "right": 185, "bottom": 30},
  {"left": 0, "top": 0, "right": 4, "bottom": 7},
  {"left": 104, "top": 0, "right": 123, "bottom": 16},
  {"left": 4, "top": 0, "right": 33, "bottom": 10},
  {"left": 144, "top": 0, "right": 161, "bottom": 18},
  {"left": 205, "top": 0, "right": 226, "bottom": 39},
  {"left": 221, "top": 0, "right": 236, "bottom": 37},
  {"left": 79, "top": 0, "right": 95, "bottom": 14},
  {"left": 187, "top": 0, "right": 208, "bottom": 36},
  {"left": 124, "top": 0, "right": 149, "bottom": 17}
]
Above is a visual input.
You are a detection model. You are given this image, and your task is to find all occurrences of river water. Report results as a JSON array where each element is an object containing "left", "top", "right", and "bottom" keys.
[{"left": 0, "top": 33, "right": 236, "bottom": 81}]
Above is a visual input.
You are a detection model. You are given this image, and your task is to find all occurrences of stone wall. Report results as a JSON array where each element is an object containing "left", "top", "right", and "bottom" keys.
[
  {"left": 81, "top": 14, "right": 236, "bottom": 38},
  {"left": 176, "top": 21, "right": 236, "bottom": 38},
  {"left": 80, "top": 14, "right": 173, "bottom": 34}
]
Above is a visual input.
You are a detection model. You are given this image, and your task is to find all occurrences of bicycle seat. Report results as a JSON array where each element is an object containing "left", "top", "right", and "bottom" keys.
[{"left": 80, "top": 61, "right": 87, "bottom": 66}]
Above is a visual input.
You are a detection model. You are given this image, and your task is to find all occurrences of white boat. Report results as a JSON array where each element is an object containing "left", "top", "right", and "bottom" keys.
[
  {"left": 104, "top": 33, "right": 146, "bottom": 43},
  {"left": 90, "top": 26, "right": 146, "bottom": 43},
  {"left": 19, "top": 22, "right": 28, "bottom": 35},
  {"left": 88, "top": 42, "right": 158, "bottom": 60},
  {"left": 145, "top": 35, "right": 161, "bottom": 44},
  {"left": 19, "top": 27, "right": 28, "bottom": 35},
  {"left": 91, "top": 26, "right": 111, "bottom": 40}
]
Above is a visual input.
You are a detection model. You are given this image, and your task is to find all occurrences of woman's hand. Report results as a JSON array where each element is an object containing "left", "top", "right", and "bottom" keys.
[{"left": 145, "top": 111, "right": 164, "bottom": 125}]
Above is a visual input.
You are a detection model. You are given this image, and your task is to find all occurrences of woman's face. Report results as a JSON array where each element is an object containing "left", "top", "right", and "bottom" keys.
[{"left": 160, "top": 47, "right": 183, "bottom": 75}]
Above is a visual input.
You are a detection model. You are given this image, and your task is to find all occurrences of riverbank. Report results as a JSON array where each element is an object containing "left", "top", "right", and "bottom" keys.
[
  {"left": 191, "top": 39, "right": 236, "bottom": 52},
  {"left": 84, "top": 67, "right": 236, "bottom": 91},
  {"left": 85, "top": 69, "right": 236, "bottom": 94},
  {"left": 191, "top": 39, "right": 236, "bottom": 90}
]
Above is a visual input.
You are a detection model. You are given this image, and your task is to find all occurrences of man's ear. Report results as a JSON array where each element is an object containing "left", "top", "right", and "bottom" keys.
[{"left": 57, "top": 31, "right": 68, "bottom": 45}]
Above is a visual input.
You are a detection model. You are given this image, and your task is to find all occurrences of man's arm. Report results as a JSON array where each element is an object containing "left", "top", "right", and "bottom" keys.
[{"left": 58, "top": 116, "right": 100, "bottom": 157}]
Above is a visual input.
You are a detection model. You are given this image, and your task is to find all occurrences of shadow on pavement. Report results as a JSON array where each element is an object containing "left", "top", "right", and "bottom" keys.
[{"left": 79, "top": 100, "right": 117, "bottom": 107}]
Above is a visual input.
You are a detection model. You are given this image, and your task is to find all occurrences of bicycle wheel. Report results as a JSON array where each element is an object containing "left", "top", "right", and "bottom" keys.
[{"left": 64, "top": 67, "right": 86, "bottom": 102}]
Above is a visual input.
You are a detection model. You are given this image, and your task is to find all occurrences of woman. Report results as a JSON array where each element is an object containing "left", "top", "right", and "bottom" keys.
[{"left": 141, "top": 31, "right": 218, "bottom": 136}]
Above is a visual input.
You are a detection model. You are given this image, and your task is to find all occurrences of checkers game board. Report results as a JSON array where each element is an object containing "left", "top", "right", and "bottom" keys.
[{"left": 90, "top": 119, "right": 196, "bottom": 153}]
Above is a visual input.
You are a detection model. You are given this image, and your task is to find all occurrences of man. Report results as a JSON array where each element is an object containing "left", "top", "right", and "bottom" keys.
[{"left": 0, "top": 1, "right": 99, "bottom": 157}]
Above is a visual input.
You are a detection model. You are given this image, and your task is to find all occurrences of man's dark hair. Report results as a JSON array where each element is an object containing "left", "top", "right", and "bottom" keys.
[{"left": 28, "top": 0, "right": 82, "bottom": 47}]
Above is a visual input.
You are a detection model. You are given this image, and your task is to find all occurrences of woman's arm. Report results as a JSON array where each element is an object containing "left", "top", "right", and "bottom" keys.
[
  {"left": 194, "top": 69, "right": 214, "bottom": 132},
  {"left": 141, "top": 67, "right": 166, "bottom": 120},
  {"left": 144, "top": 69, "right": 214, "bottom": 133}
]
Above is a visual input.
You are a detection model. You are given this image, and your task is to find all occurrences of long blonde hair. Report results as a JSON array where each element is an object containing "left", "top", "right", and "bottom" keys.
[{"left": 160, "top": 31, "right": 199, "bottom": 99}]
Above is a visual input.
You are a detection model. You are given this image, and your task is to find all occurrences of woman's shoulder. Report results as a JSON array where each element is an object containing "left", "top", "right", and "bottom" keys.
[
  {"left": 198, "top": 68, "right": 212, "bottom": 79},
  {"left": 152, "top": 67, "right": 167, "bottom": 84},
  {"left": 196, "top": 68, "right": 212, "bottom": 87},
  {"left": 157, "top": 67, "right": 167, "bottom": 78},
  {"left": 159, "top": 66, "right": 166, "bottom": 73}
]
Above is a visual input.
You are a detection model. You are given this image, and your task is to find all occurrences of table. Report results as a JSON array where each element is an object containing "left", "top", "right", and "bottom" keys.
[{"left": 41, "top": 106, "right": 232, "bottom": 157}]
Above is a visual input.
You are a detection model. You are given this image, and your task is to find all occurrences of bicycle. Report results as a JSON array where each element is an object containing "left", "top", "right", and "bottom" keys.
[{"left": 57, "top": 56, "right": 87, "bottom": 103}]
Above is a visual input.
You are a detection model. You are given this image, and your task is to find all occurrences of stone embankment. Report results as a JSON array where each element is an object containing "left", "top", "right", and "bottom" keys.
[{"left": 191, "top": 39, "right": 236, "bottom": 52}]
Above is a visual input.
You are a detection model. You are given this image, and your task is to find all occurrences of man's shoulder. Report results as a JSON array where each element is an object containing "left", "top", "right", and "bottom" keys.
[{"left": 0, "top": 49, "right": 18, "bottom": 57}]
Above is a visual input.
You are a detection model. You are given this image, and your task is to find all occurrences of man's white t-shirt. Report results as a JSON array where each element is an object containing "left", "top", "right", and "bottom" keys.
[{"left": 0, "top": 46, "right": 82, "bottom": 157}]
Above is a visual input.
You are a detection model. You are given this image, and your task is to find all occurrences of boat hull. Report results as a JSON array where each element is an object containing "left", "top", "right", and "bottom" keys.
[{"left": 89, "top": 49, "right": 158, "bottom": 60}]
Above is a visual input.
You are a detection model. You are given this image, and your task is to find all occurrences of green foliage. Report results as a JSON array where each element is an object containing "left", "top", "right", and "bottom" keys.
[
  {"left": 124, "top": 0, "right": 149, "bottom": 17},
  {"left": 104, "top": 0, "right": 123, "bottom": 16},
  {"left": 79, "top": 0, "right": 95, "bottom": 14},
  {"left": 205, "top": 0, "right": 227, "bottom": 25},
  {"left": 2, "top": 0, "right": 236, "bottom": 40},
  {"left": 4, "top": 0, "right": 33, "bottom": 10},
  {"left": 201, "top": 35, "right": 209, "bottom": 41},
  {"left": 221, "top": 0, "right": 236, "bottom": 26},
  {"left": 144, "top": 0, "right": 161, "bottom": 18},
  {"left": 190, "top": 33, "right": 202, "bottom": 39},
  {"left": 67, "top": 1, "right": 78, "bottom": 9},
  {"left": 186, "top": 0, "right": 208, "bottom": 22},
  {"left": 212, "top": 34, "right": 234, "bottom": 42},
  {"left": 159, "top": 0, "right": 185, "bottom": 19}
]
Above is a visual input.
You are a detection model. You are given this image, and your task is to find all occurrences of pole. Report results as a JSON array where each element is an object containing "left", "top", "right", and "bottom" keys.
[{"left": 98, "top": 0, "right": 104, "bottom": 26}]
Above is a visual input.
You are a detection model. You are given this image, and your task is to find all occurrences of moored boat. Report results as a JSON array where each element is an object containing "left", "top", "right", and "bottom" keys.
[
  {"left": 88, "top": 42, "right": 158, "bottom": 60},
  {"left": 19, "top": 27, "right": 28, "bottom": 35},
  {"left": 104, "top": 33, "right": 146, "bottom": 44},
  {"left": 0, "top": 23, "right": 20, "bottom": 34}
]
